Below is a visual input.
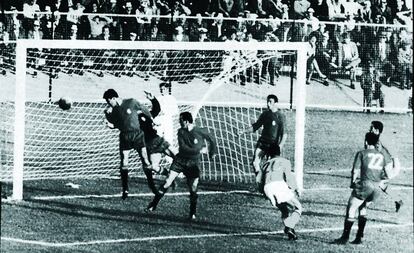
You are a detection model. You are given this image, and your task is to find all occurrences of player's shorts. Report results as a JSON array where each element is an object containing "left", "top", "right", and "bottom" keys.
[
  {"left": 264, "top": 181, "right": 294, "bottom": 206},
  {"left": 255, "top": 138, "right": 278, "bottom": 156},
  {"left": 352, "top": 180, "right": 381, "bottom": 202},
  {"left": 169, "top": 156, "right": 200, "bottom": 179},
  {"left": 146, "top": 136, "right": 170, "bottom": 154},
  {"left": 119, "top": 131, "right": 145, "bottom": 151}
]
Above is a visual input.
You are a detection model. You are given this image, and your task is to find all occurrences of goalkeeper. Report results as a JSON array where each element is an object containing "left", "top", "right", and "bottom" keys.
[
  {"left": 262, "top": 144, "right": 302, "bottom": 241},
  {"left": 238, "top": 94, "right": 287, "bottom": 191},
  {"left": 141, "top": 91, "right": 176, "bottom": 174},
  {"left": 103, "top": 89, "right": 156, "bottom": 199}
]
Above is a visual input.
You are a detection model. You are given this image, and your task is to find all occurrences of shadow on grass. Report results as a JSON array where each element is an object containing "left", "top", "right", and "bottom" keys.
[{"left": 3, "top": 197, "right": 271, "bottom": 236}]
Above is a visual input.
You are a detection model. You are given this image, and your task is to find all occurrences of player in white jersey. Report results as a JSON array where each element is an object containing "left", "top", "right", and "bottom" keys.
[
  {"left": 261, "top": 144, "right": 302, "bottom": 240},
  {"left": 153, "top": 82, "right": 179, "bottom": 153}
]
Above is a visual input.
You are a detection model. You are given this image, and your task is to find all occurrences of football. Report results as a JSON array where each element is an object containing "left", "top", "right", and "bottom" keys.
[{"left": 58, "top": 97, "right": 72, "bottom": 110}]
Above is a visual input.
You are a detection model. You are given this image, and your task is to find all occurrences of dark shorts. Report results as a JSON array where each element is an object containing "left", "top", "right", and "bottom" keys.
[
  {"left": 352, "top": 180, "right": 381, "bottom": 202},
  {"left": 256, "top": 138, "right": 278, "bottom": 156},
  {"left": 170, "top": 156, "right": 200, "bottom": 179},
  {"left": 146, "top": 136, "right": 170, "bottom": 154},
  {"left": 119, "top": 131, "right": 145, "bottom": 151}
]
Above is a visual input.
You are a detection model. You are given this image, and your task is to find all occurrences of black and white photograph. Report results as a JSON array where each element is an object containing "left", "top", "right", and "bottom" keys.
[{"left": 0, "top": 0, "right": 412, "bottom": 252}]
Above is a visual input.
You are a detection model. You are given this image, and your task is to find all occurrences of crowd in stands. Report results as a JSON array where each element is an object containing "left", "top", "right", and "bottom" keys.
[{"left": 0, "top": 0, "right": 412, "bottom": 94}]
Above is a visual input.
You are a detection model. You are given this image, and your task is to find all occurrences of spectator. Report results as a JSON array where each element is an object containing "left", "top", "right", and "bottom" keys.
[
  {"left": 371, "top": 31, "right": 395, "bottom": 86},
  {"left": 341, "top": 0, "right": 361, "bottom": 18},
  {"left": 281, "top": 4, "right": 289, "bottom": 19},
  {"left": 393, "top": 0, "right": 410, "bottom": 25},
  {"left": 172, "top": 25, "right": 189, "bottom": 41},
  {"left": 69, "top": 23, "right": 79, "bottom": 40},
  {"left": 260, "top": 32, "right": 280, "bottom": 86},
  {"left": 293, "top": 0, "right": 311, "bottom": 19},
  {"left": 98, "top": 25, "right": 113, "bottom": 40},
  {"left": 218, "top": 0, "right": 238, "bottom": 17},
  {"left": 311, "top": 0, "right": 330, "bottom": 21},
  {"left": 22, "top": 0, "right": 41, "bottom": 38},
  {"left": 247, "top": 0, "right": 280, "bottom": 18},
  {"left": 88, "top": 14, "right": 113, "bottom": 39},
  {"left": 397, "top": 41, "right": 412, "bottom": 89},
  {"left": 67, "top": 1, "right": 85, "bottom": 28},
  {"left": 360, "top": 61, "right": 384, "bottom": 112},
  {"left": 356, "top": 0, "right": 372, "bottom": 23},
  {"left": 316, "top": 31, "right": 337, "bottom": 79},
  {"left": 28, "top": 19, "right": 43, "bottom": 39},
  {"left": 209, "top": 13, "right": 230, "bottom": 41},
  {"left": 305, "top": 8, "right": 320, "bottom": 32},
  {"left": 306, "top": 34, "right": 327, "bottom": 84},
  {"left": 327, "top": 0, "right": 346, "bottom": 20},
  {"left": 120, "top": 1, "right": 138, "bottom": 40},
  {"left": 188, "top": 13, "right": 208, "bottom": 41},
  {"left": 372, "top": 0, "right": 393, "bottom": 24},
  {"left": 51, "top": 10, "right": 66, "bottom": 39},
  {"left": 40, "top": 5, "right": 54, "bottom": 39},
  {"left": 338, "top": 32, "right": 360, "bottom": 89},
  {"left": 145, "top": 22, "right": 167, "bottom": 41},
  {"left": 136, "top": 0, "right": 156, "bottom": 40}
]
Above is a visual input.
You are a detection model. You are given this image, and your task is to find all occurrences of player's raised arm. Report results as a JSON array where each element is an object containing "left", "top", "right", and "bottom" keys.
[{"left": 145, "top": 91, "right": 161, "bottom": 118}]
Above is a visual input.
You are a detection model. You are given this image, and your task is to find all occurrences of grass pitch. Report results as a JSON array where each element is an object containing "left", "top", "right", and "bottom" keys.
[{"left": 1, "top": 110, "right": 412, "bottom": 253}]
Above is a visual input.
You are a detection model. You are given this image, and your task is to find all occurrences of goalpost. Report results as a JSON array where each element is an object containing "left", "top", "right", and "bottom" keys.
[{"left": 4, "top": 40, "right": 307, "bottom": 201}]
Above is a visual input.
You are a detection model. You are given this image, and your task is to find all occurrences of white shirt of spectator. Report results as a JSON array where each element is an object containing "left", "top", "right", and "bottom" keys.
[
  {"left": 67, "top": 4, "right": 85, "bottom": 24},
  {"left": 23, "top": 2, "right": 40, "bottom": 19},
  {"left": 342, "top": 43, "right": 353, "bottom": 60},
  {"left": 342, "top": 0, "right": 361, "bottom": 17}
]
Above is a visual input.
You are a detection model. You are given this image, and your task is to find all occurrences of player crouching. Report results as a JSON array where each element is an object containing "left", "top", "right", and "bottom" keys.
[{"left": 262, "top": 144, "right": 302, "bottom": 240}]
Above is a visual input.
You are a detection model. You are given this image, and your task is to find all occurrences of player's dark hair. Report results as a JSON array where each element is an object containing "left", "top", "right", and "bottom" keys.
[
  {"left": 159, "top": 82, "right": 172, "bottom": 94},
  {"left": 267, "top": 94, "right": 278, "bottom": 103},
  {"left": 180, "top": 112, "right": 193, "bottom": 123},
  {"left": 365, "top": 132, "right": 379, "bottom": 146},
  {"left": 371, "top": 121, "right": 383, "bottom": 134},
  {"left": 267, "top": 144, "right": 281, "bottom": 157},
  {"left": 103, "top": 89, "right": 119, "bottom": 100}
]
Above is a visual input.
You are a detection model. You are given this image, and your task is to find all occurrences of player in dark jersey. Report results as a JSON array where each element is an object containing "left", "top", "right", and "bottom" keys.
[
  {"left": 146, "top": 111, "right": 217, "bottom": 220},
  {"left": 334, "top": 132, "right": 393, "bottom": 245},
  {"left": 368, "top": 121, "right": 402, "bottom": 212},
  {"left": 238, "top": 94, "right": 287, "bottom": 191},
  {"left": 103, "top": 89, "right": 156, "bottom": 199}
]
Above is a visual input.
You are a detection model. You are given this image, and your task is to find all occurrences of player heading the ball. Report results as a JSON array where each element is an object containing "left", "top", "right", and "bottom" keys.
[{"left": 103, "top": 88, "right": 156, "bottom": 199}]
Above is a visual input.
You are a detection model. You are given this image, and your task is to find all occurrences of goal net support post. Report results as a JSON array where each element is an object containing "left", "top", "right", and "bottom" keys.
[{"left": 9, "top": 40, "right": 307, "bottom": 200}]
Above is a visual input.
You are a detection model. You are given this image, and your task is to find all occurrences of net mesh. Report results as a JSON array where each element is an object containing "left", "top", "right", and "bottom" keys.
[{"left": 0, "top": 45, "right": 298, "bottom": 184}]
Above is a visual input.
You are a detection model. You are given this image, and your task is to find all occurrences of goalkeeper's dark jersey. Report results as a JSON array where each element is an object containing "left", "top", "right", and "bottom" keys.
[
  {"left": 352, "top": 149, "right": 386, "bottom": 182},
  {"left": 252, "top": 110, "right": 286, "bottom": 143},
  {"left": 110, "top": 98, "right": 151, "bottom": 133}
]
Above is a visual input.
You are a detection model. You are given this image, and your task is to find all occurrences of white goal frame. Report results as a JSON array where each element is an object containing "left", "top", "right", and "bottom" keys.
[{"left": 12, "top": 39, "right": 308, "bottom": 200}]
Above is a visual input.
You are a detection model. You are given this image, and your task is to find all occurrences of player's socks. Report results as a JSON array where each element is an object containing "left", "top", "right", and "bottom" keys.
[
  {"left": 334, "top": 220, "right": 353, "bottom": 244},
  {"left": 144, "top": 169, "right": 158, "bottom": 194},
  {"left": 147, "top": 186, "right": 168, "bottom": 211},
  {"left": 189, "top": 191, "right": 198, "bottom": 219},
  {"left": 120, "top": 169, "right": 129, "bottom": 199},
  {"left": 352, "top": 216, "right": 367, "bottom": 244}
]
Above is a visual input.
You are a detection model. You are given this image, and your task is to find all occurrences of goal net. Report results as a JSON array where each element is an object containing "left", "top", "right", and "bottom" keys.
[{"left": 1, "top": 40, "right": 307, "bottom": 200}]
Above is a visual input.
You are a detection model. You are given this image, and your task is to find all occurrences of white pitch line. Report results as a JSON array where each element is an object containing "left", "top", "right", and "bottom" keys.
[
  {"left": 1, "top": 223, "right": 412, "bottom": 248},
  {"left": 307, "top": 167, "right": 413, "bottom": 174},
  {"left": 4, "top": 186, "right": 411, "bottom": 202},
  {"left": 27, "top": 190, "right": 252, "bottom": 201}
]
